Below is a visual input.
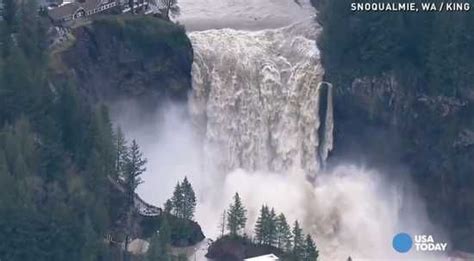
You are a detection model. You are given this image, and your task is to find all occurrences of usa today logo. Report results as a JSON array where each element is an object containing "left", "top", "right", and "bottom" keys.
[{"left": 392, "top": 233, "right": 448, "bottom": 253}]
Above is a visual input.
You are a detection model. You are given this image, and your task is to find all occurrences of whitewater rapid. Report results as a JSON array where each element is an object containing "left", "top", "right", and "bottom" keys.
[{"left": 189, "top": 20, "right": 333, "bottom": 176}]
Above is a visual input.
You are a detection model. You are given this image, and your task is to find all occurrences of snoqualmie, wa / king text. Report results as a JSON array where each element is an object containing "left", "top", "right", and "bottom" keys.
[{"left": 350, "top": 2, "right": 471, "bottom": 12}]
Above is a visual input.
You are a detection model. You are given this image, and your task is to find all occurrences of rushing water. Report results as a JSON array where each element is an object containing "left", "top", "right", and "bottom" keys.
[
  {"left": 188, "top": 20, "right": 333, "bottom": 176},
  {"left": 177, "top": 0, "right": 316, "bottom": 31},
  {"left": 112, "top": 0, "right": 448, "bottom": 260}
]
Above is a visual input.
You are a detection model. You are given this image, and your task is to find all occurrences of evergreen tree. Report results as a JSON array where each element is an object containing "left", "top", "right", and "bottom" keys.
[
  {"left": 147, "top": 216, "right": 172, "bottom": 261},
  {"left": 164, "top": 199, "right": 173, "bottom": 214},
  {"left": 181, "top": 176, "right": 196, "bottom": 220},
  {"left": 171, "top": 181, "right": 184, "bottom": 218},
  {"left": 147, "top": 232, "right": 163, "bottom": 261},
  {"left": 303, "top": 234, "right": 319, "bottom": 261},
  {"left": 114, "top": 127, "right": 127, "bottom": 178},
  {"left": 81, "top": 216, "right": 101, "bottom": 261},
  {"left": 292, "top": 220, "right": 305, "bottom": 259},
  {"left": 219, "top": 209, "right": 227, "bottom": 237},
  {"left": 0, "top": 148, "right": 16, "bottom": 209},
  {"left": 158, "top": 216, "right": 172, "bottom": 261},
  {"left": 170, "top": 177, "right": 196, "bottom": 220},
  {"left": 254, "top": 205, "right": 269, "bottom": 244},
  {"left": 276, "top": 213, "right": 292, "bottom": 251},
  {"left": 124, "top": 139, "right": 147, "bottom": 197},
  {"left": 227, "top": 192, "right": 247, "bottom": 237},
  {"left": 266, "top": 208, "right": 277, "bottom": 246},
  {"left": 122, "top": 139, "right": 146, "bottom": 261},
  {"left": 254, "top": 205, "right": 278, "bottom": 246}
]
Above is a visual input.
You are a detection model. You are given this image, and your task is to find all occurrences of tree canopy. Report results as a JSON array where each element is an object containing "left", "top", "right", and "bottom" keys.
[{"left": 227, "top": 192, "right": 247, "bottom": 237}]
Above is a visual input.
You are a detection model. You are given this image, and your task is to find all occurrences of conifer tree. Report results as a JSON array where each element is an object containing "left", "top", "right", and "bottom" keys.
[
  {"left": 303, "top": 234, "right": 319, "bottom": 261},
  {"left": 292, "top": 220, "right": 305, "bottom": 259},
  {"left": 170, "top": 177, "right": 197, "bottom": 220},
  {"left": 227, "top": 192, "right": 247, "bottom": 237},
  {"left": 255, "top": 205, "right": 278, "bottom": 246},
  {"left": 124, "top": 139, "right": 147, "bottom": 198},
  {"left": 254, "top": 205, "right": 269, "bottom": 244},
  {"left": 171, "top": 181, "right": 184, "bottom": 218},
  {"left": 114, "top": 127, "right": 127, "bottom": 178},
  {"left": 122, "top": 139, "right": 146, "bottom": 261},
  {"left": 267, "top": 208, "right": 277, "bottom": 246},
  {"left": 181, "top": 176, "right": 196, "bottom": 220},
  {"left": 164, "top": 199, "right": 173, "bottom": 214},
  {"left": 81, "top": 216, "right": 100, "bottom": 261},
  {"left": 219, "top": 209, "right": 227, "bottom": 237},
  {"left": 276, "top": 213, "right": 292, "bottom": 251},
  {"left": 0, "top": 148, "right": 16, "bottom": 209},
  {"left": 147, "top": 216, "right": 172, "bottom": 261}
]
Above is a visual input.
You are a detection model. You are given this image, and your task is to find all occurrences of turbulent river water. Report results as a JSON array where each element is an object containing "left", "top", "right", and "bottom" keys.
[
  {"left": 112, "top": 0, "right": 448, "bottom": 260},
  {"left": 188, "top": 20, "right": 333, "bottom": 177}
]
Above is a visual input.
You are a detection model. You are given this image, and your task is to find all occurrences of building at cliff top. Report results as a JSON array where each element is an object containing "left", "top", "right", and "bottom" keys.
[{"left": 47, "top": 0, "right": 156, "bottom": 26}]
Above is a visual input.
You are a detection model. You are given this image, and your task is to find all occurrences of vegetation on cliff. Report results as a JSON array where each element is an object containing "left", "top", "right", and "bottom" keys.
[
  {"left": 53, "top": 15, "right": 193, "bottom": 105},
  {"left": 314, "top": 0, "right": 473, "bottom": 96},
  {"left": 207, "top": 194, "right": 319, "bottom": 260},
  {"left": 0, "top": 1, "right": 198, "bottom": 260}
]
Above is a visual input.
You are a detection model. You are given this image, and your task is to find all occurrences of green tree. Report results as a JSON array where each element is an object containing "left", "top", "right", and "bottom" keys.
[
  {"left": 227, "top": 192, "right": 247, "bottom": 237},
  {"left": 276, "top": 213, "right": 292, "bottom": 251},
  {"left": 219, "top": 209, "right": 227, "bottom": 237},
  {"left": 181, "top": 176, "right": 196, "bottom": 220},
  {"left": 80, "top": 216, "right": 101, "bottom": 261},
  {"left": 171, "top": 181, "right": 184, "bottom": 218},
  {"left": 292, "top": 220, "right": 304, "bottom": 259},
  {"left": 254, "top": 205, "right": 277, "bottom": 246},
  {"left": 0, "top": 148, "right": 17, "bottom": 210},
  {"left": 147, "top": 217, "right": 172, "bottom": 261},
  {"left": 170, "top": 177, "right": 196, "bottom": 220},
  {"left": 254, "top": 205, "right": 269, "bottom": 244},
  {"left": 124, "top": 139, "right": 147, "bottom": 197},
  {"left": 164, "top": 199, "right": 173, "bottom": 214},
  {"left": 303, "top": 234, "right": 319, "bottom": 261},
  {"left": 266, "top": 208, "right": 277, "bottom": 246},
  {"left": 114, "top": 127, "right": 128, "bottom": 178},
  {"left": 122, "top": 139, "right": 146, "bottom": 261}
]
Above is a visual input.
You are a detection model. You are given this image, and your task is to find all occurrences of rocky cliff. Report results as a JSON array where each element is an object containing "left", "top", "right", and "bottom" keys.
[
  {"left": 51, "top": 15, "right": 193, "bottom": 107},
  {"left": 47, "top": 13, "right": 202, "bottom": 252},
  {"left": 313, "top": 0, "right": 474, "bottom": 252}
]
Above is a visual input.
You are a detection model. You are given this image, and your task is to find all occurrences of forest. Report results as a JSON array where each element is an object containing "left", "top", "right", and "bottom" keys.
[{"left": 0, "top": 0, "right": 154, "bottom": 259}]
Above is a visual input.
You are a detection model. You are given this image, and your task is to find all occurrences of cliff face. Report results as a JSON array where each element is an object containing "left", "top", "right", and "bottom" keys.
[
  {"left": 313, "top": 0, "right": 474, "bottom": 252},
  {"left": 52, "top": 15, "right": 193, "bottom": 107},
  {"left": 47, "top": 14, "right": 202, "bottom": 249},
  {"left": 332, "top": 73, "right": 474, "bottom": 250}
]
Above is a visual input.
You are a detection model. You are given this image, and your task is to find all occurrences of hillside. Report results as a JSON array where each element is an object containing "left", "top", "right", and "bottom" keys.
[{"left": 0, "top": 5, "right": 198, "bottom": 259}]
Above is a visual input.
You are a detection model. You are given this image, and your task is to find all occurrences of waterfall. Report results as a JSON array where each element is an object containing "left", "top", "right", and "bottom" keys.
[
  {"left": 188, "top": 21, "right": 333, "bottom": 176},
  {"left": 319, "top": 82, "right": 334, "bottom": 168},
  {"left": 122, "top": 2, "right": 443, "bottom": 259}
]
